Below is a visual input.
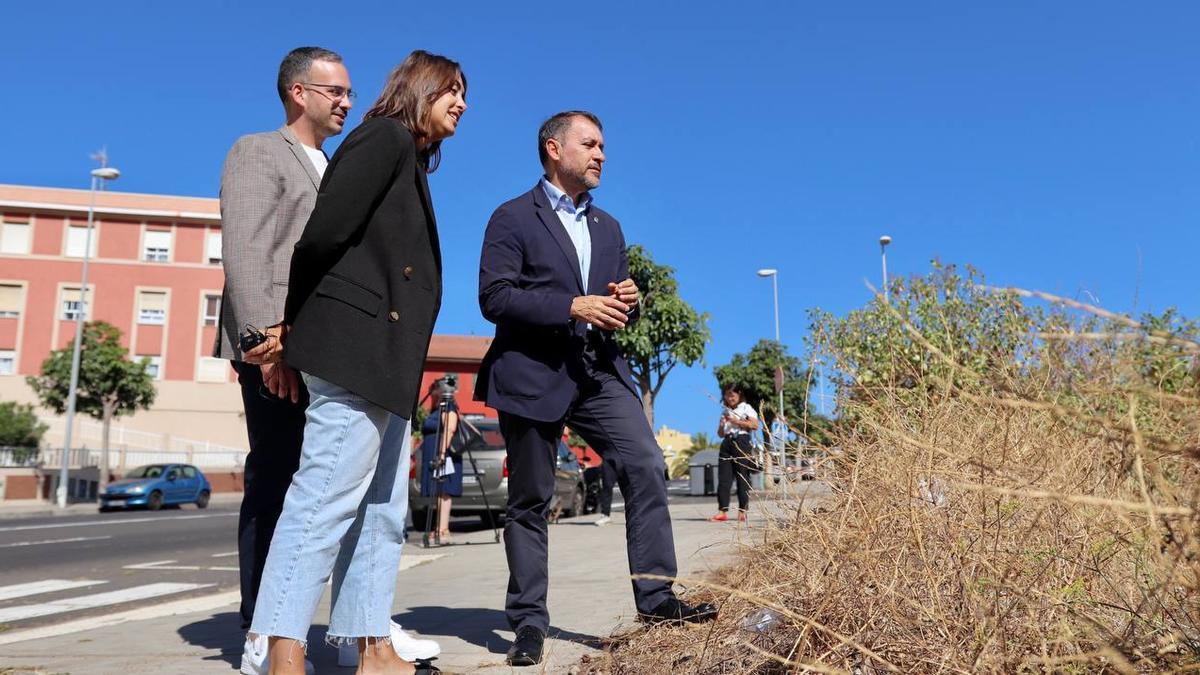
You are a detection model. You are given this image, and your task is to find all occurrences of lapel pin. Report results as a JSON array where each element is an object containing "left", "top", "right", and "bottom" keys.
[{"left": 593, "top": 216, "right": 598, "bottom": 222}]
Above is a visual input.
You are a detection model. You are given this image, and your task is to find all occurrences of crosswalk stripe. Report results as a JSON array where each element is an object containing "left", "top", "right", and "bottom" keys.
[
  {"left": 0, "top": 582, "right": 213, "bottom": 623},
  {"left": 0, "top": 579, "right": 107, "bottom": 602},
  {"left": 0, "top": 589, "right": 240, "bottom": 646}
]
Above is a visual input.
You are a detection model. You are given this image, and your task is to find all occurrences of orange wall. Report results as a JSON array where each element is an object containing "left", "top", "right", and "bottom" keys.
[
  {"left": 6, "top": 229, "right": 225, "bottom": 379},
  {"left": 0, "top": 319, "right": 16, "bottom": 349},
  {"left": 97, "top": 219, "right": 141, "bottom": 259},
  {"left": 31, "top": 214, "right": 64, "bottom": 255}
]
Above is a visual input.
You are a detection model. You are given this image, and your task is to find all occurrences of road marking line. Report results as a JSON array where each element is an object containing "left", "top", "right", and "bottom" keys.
[
  {"left": 122, "top": 559, "right": 240, "bottom": 572},
  {"left": 0, "top": 512, "right": 237, "bottom": 533},
  {"left": 0, "top": 579, "right": 107, "bottom": 602},
  {"left": 0, "top": 582, "right": 213, "bottom": 623},
  {"left": 123, "top": 559, "right": 200, "bottom": 571},
  {"left": 0, "top": 535, "right": 113, "bottom": 549},
  {"left": 210, "top": 550, "right": 238, "bottom": 558},
  {"left": 0, "top": 589, "right": 240, "bottom": 646}
]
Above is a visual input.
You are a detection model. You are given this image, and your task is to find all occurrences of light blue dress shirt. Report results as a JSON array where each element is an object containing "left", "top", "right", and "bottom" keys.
[{"left": 540, "top": 177, "right": 592, "bottom": 290}]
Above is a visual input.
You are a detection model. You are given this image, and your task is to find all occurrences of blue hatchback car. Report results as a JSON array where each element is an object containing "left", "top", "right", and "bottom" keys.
[{"left": 99, "top": 463, "right": 212, "bottom": 512}]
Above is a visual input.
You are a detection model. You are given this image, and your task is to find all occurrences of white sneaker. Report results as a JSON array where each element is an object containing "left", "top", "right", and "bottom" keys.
[
  {"left": 336, "top": 621, "right": 442, "bottom": 666},
  {"left": 595, "top": 515, "right": 612, "bottom": 526},
  {"left": 240, "top": 634, "right": 315, "bottom": 675}
]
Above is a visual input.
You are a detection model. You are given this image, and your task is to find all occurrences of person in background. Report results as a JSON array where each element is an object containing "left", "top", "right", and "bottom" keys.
[
  {"left": 710, "top": 384, "right": 759, "bottom": 522},
  {"left": 419, "top": 381, "right": 463, "bottom": 540},
  {"left": 593, "top": 458, "right": 617, "bottom": 526}
]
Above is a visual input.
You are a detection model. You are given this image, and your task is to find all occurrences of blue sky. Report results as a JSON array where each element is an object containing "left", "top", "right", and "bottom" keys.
[{"left": 8, "top": 2, "right": 1199, "bottom": 434}]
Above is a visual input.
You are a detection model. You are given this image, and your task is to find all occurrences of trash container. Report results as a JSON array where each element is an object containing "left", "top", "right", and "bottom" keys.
[{"left": 687, "top": 449, "right": 720, "bottom": 496}]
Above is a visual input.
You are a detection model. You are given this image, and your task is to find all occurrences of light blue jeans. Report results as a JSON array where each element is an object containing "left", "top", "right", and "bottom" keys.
[{"left": 249, "top": 373, "right": 411, "bottom": 646}]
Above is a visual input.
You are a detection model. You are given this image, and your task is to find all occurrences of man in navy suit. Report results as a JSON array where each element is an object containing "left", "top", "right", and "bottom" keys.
[{"left": 476, "top": 110, "right": 718, "bottom": 666}]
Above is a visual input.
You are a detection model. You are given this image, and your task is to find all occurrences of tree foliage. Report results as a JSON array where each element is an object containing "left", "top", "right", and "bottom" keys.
[
  {"left": 714, "top": 339, "right": 815, "bottom": 424},
  {"left": 809, "top": 262, "right": 1033, "bottom": 405},
  {"left": 689, "top": 431, "right": 714, "bottom": 451},
  {"left": 27, "top": 321, "right": 156, "bottom": 490},
  {"left": 614, "top": 244, "right": 710, "bottom": 427},
  {"left": 27, "top": 321, "right": 157, "bottom": 421},
  {"left": 0, "top": 401, "right": 47, "bottom": 448}
]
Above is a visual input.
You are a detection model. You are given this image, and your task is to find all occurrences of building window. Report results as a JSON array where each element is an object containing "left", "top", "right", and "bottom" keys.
[
  {"left": 0, "top": 284, "right": 22, "bottom": 318},
  {"left": 202, "top": 294, "right": 221, "bottom": 327},
  {"left": 143, "top": 230, "right": 172, "bottom": 262},
  {"left": 205, "top": 231, "right": 222, "bottom": 264},
  {"left": 0, "top": 350, "right": 14, "bottom": 375},
  {"left": 196, "top": 356, "right": 228, "bottom": 383},
  {"left": 61, "top": 287, "right": 85, "bottom": 321},
  {"left": 137, "top": 291, "right": 168, "bottom": 325},
  {"left": 0, "top": 221, "right": 31, "bottom": 255},
  {"left": 65, "top": 225, "right": 97, "bottom": 258},
  {"left": 138, "top": 355, "right": 162, "bottom": 379}
]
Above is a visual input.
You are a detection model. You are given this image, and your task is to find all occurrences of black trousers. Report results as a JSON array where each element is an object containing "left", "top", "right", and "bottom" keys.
[
  {"left": 233, "top": 361, "right": 308, "bottom": 629},
  {"left": 499, "top": 341, "right": 677, "bottom": 633},
  {"left": 717, "top": 436, "right": 753, "bottom": 512},
  {"left": 598, "top": 459, "right": 617, "bottom": 516}
]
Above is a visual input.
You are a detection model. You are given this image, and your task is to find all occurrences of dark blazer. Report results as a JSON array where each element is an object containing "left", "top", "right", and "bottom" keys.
[
  {"left": 283, "top": 117, "right": 442, "bottom": 417},
  {"left": 474, "top": 183, "right": 639, "bottom": 422}
]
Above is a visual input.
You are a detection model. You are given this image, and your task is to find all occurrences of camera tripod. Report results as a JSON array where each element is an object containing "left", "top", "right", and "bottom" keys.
[{"left": 421, "top": 390, "right": 502, "bottom": 547}]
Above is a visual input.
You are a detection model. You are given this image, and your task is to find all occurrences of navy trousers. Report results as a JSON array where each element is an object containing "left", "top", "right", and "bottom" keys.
[
  {"left": 499, "top": 344, "right": 677, "bottom": 633},
  {"left": 234, "top": 361, "right": 308, "bottom": 629}
]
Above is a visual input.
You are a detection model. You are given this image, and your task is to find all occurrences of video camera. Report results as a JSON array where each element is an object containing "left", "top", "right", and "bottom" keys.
[{"left": 434, "top": 373, "right": 458, "bottom": 399}]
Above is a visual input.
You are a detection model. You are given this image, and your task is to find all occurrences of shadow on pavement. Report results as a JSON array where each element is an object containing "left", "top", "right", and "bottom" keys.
[
  {"left": 176, "top": 610, "right": 243, "bottom": 669},
  {"left": 392, "top": 606, "right": 602, "bottom": 655},
  {"left": 177, "top": 614, "right": 343, "bottom": 672}
]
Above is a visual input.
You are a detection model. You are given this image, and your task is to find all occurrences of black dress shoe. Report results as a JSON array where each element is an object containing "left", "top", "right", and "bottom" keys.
[
  {"left": 506, "top": 626, "right": 546, "bottom": 666},
  {"left": 639, "top": 596, "right": 720, "bottom": 626}
]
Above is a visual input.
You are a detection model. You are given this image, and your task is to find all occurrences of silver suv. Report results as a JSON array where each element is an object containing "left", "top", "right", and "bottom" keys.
[{"left": 408, "top": 419, "right": 587, "bottom": 528}]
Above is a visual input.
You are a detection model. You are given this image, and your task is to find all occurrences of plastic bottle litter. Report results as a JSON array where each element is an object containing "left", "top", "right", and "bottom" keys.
[
  {"left": 917, "top": 476, "right": 948, "bottom": 507},
  {"left": 741, "top": 608, "right": 782, "bottom": 633}
]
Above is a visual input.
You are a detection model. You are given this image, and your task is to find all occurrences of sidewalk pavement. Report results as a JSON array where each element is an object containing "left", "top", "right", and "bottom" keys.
[
  {"left": 0, "top": 492, "right": 244, "bottom": 519},
  {"left": 0, "top": 485, "right": 831, "bottom": 674}
]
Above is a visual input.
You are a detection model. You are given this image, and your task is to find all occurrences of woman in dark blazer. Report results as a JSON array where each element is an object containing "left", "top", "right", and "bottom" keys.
[{"left": 243, "top": 50, "right": 466, "bottom": 675}]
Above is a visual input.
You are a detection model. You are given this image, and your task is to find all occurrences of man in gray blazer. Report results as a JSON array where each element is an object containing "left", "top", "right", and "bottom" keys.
[{"left": 216, "top": 46, "right": 440, "bottom": 675}]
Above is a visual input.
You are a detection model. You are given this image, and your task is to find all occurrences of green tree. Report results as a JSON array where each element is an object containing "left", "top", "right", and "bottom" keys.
[
  {"left": 614, "top": 245, "right": 710, "bottom": 427},
  {"left": 0, "top": 401, "right": 47, "bottom": 448},
  {"left": 27, "top": 321, "right": 156, "bottom": 494},
  {"left": 689, "top": 431, "right": 714, "bottom": 451},
  {"left": 714, "top": 339, "right": 817, "bottom": 429},
  {"left": 809, "top": 262, "right": 1034, "bottom": 409}
]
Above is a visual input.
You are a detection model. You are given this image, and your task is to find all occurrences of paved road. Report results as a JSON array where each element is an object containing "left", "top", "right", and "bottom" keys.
[{"left": 0, "top": 482, "right": 717, "bottom": 650}]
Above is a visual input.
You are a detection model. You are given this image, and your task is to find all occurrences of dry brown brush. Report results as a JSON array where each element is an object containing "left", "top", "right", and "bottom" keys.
[{"left": 586, "top": 265, "right": 1200, "bottom": 673}]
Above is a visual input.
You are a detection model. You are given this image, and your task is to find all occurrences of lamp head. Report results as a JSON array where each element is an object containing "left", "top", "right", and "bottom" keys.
[
  {"left": 879, "top": 235, "right": 892, "bottom": 247},
  {"left": 756, "top": 268, "right": 777, "bottom": 277},
  {"left": 91, "top": 167, "right": 120, "bottom": 180}
]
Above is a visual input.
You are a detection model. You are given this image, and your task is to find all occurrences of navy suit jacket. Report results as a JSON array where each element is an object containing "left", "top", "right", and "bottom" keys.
[{"left": 475, "top": 183, "right": 640, "bottom": 422}]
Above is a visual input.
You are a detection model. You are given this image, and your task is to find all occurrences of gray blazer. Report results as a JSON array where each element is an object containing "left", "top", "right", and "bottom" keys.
[{"left": 213, "top": 126, "right": 323, "bottom": 360}]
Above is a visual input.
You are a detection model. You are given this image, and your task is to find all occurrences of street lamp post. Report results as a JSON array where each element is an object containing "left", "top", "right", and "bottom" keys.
[
  {"left": 57, "top": 166, "right": 120, "bottom": 508},
  {"left": 879, "top": 235, "right": 892, "bottom": 302},
  {"left": 756, "top": 269, "right": 785, "bottom": 473}
]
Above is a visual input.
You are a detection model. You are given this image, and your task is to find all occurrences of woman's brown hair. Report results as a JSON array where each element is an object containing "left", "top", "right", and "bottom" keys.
[{"left": 363, "top": 50, "right": 466, "bottom": 172}]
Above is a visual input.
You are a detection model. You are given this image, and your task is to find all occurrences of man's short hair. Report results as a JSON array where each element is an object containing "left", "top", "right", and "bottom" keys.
[
  {"left": 537, "top": 110, "right": 603, "bottom": 167},
  {"left": 277, "top": 46, "right": 343, "bottom": 104}
]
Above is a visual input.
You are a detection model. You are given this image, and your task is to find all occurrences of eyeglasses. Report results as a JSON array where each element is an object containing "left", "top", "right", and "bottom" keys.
[{"left": 300, "top": 82, "right": 357, "bottom": 102}]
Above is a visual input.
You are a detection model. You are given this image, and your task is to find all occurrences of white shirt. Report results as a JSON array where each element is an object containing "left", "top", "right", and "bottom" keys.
[
  {"left": 302, "top": 144, "right": 328, "bottom": 178},
  {"left": 540, "top": 177, "right": 592, "bottom": 288},
  {"left": 721, "top": 402, "right": 758, "bottom": 437}
]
